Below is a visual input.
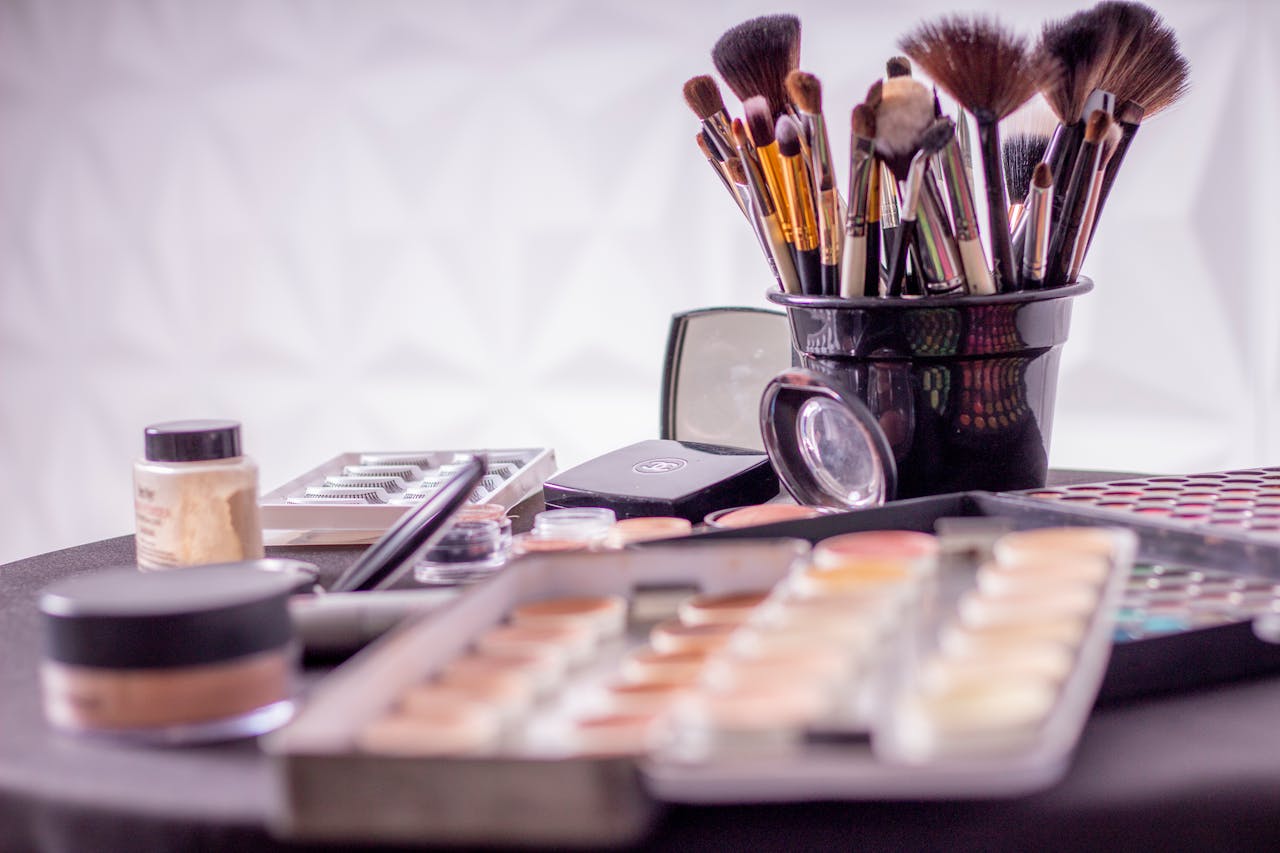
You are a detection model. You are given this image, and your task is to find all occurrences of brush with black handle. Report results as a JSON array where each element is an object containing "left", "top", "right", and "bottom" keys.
[
  {"left": 774, "top": 114, "right": 824, "bottom": 295},
  {"left": 1046, "top": 109, "right": 1111, "bottom": 286}
]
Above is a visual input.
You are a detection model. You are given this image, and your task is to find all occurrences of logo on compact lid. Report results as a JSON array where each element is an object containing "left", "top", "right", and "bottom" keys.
[{"left": 633, "top": 457, "right": 687, "bottom": 475}]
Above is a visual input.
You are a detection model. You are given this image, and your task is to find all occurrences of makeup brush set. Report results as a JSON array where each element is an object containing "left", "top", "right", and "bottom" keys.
[{"left": 684, "top": 3, "right": 1189, "bottom": 298}]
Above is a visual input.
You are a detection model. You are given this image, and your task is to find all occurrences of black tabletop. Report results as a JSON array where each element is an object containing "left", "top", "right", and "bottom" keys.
[{"left": 4, "top": 486, "right": 1280, "bottom": 851}]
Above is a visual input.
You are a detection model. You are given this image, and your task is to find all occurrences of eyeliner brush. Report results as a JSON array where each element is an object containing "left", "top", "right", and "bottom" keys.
[
  {"left": 1047, "top": 109, "right": 1111, "bottom": 286},
  {"left": 729, "top": 123, "right": 802, "bottom": 295},
  {"left": 1021, "top": 162, "right": 1054, "bottom": 288},
  {"left": 900, "top": 16, "right": 1045, "bottom": 292},
  {"left": 775, "top": 115, "right": 823, "bottom": 296},
  {"left": 786, "top": 71, "right": 842, "bottom": 295},
  {"left": 842, "top": 103, "right": 879, "bottom": 298}
]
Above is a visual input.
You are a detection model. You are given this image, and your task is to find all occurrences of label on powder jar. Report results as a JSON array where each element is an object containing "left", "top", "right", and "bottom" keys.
[{"left": 134, "top": 462, "right": 264, "bottom": 570}]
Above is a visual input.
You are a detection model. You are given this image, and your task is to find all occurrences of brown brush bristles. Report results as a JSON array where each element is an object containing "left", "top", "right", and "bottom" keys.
[
  {"left": 1084, "top": 110, "right": 1112, "bottom": 145},
  {"left": 725, "top": 157, "right": 748, "bottom": 185},
  {"left": 683, "top": 75, "right": 728, "bottom": 120},
  {"left": 886, "top": 56, "right": 912, "bottom": 78},
  {"left": 712, "top": 14, "right": 802, "bottom": 118},
  {"left": 785, "top": 70, "right": 822, "bottom": 114},
  {"left": 696, "top": 133, "right": 715, "bottom": 160},
  {"left": 1032, "top": 161, "right": 1053, "bottom": 189},
  {"left": 775, "top": 115, "right": 803, "bottom": 158},
  {"left": 900, "top": 15, "right": 1044, "bottom": 122},
  {"left": 864, "top": 79, "right": 884, "bottom": 110},
  {"left": 1036, "top": 10, "right": 1116, "bottom": 124},
  {"left": 744, "top": 96, "right": 776, "bottom": 147},
  {"left": 731, "top": 117, "right": 752, "bottom": 150},
  {"left": 1093, "top": 2, "right": 1189, "bottom": 117},
  {"left": 851, "top": 103, "right": 876, "bottom": 140}
]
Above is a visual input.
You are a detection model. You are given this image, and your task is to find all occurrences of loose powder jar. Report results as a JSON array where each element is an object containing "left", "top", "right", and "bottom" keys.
[
  {"left": 134, "top": 419, "right": 264, "bottom": 570},
  {"left": 39, "top": 565, "right": 298, "bottom": 744}
]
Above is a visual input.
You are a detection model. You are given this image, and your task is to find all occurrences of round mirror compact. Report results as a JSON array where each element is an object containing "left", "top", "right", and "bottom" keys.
[{"left": 759, "top": 368, "right": 897, "bottom": 510}]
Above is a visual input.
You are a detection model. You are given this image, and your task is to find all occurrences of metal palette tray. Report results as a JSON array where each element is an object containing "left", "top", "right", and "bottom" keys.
[{"left": 266, "top": 494, "right": 1145, "bottom": 847}]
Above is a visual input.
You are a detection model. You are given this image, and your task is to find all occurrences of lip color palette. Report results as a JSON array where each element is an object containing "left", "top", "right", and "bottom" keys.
[{"left": 1020, "top": 467, "right": 1280, "bottom": 536}]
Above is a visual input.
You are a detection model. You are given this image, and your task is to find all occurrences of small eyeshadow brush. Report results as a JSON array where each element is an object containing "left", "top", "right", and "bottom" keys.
[
  {"left": 786, "top": 70, "right": 842, "bottom": 294},
  {"left": 775, "top": 114, "right": 824, "bottom": 295}
]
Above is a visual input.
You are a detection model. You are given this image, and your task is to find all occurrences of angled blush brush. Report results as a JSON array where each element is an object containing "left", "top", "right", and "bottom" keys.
[
  {"left": 712, "top": 14, "right": 802, "bottom": 120},
  {"left": 775, "top": 114, "right": 824, "bottom": 295},
  {"left": 900, "top": 15, "right": 1045, "bottom": 292},
  {"left": 786, "top": 70, "right": 842, "bottom": 294}
]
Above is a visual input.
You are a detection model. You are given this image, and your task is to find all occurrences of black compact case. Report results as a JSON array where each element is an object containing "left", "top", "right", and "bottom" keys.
[{"left": 542, "top": 439, "right": 779, "bottom": 522}]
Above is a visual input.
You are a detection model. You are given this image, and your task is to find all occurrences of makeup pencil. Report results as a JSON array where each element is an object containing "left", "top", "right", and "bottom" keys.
[
  {"left": 900, "top": 15, "right": 1045, "bottom": 292},
  {"left": 775, "top": 114, "right": 823, "bottom": 296},
  {"left": 1021, "top": 162, "right": 1054, "bottom": 287},
  {"left": 842, "top": 103, "right": 878, "bottom": 298},
  {"left": 786, "top": 70, "right": 842, "bottom": 294},
  {"left": 712, "top": 14, "right": 802, "bottom": 120},
  {"left": 731, "top": 119, "right": 801, "bottom": 294}
]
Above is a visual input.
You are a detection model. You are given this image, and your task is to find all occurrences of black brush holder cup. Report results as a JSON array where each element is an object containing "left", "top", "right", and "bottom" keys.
[{"left": 766, "top": 281, "right": 1091, "bottom": 501}]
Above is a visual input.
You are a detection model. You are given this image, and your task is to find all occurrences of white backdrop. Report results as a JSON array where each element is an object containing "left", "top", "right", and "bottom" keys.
[{"left": 1, "top": 0, "right": 1272, "bottom": 564}]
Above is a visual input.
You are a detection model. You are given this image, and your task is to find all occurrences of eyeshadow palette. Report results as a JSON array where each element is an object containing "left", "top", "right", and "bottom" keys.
[
  {"left": 1020, "top": 467, "right": 1280, "bottom": 537},
  {"left": 266, "top": 510, "right": 1134, "bottom": 847},
  {"left": 258, "top": 448, "right": 556, "bottom": 545}
]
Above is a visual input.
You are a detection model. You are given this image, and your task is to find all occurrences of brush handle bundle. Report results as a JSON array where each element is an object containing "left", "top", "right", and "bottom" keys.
[{"left": 688, "top": 7, "right": 1185, "bottom": 300}]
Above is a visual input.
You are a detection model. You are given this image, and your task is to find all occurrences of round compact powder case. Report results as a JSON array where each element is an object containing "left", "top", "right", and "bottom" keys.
[
  {"left": 39, "top": 565, "right": 299, "bottom": 745},
  {"left": 759, "top": 368, "right": 897, "bottom": 511}
]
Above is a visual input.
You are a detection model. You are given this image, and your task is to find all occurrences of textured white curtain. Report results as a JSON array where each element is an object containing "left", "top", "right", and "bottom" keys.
[{"left": 0, "top": 0, "right": 1268, "bottom": 563}]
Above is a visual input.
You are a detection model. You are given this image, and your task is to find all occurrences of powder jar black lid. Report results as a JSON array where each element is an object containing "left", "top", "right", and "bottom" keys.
[
  {"left": 144, "top": 419, "right": 243, "bottom": 462},
  {"left": 40, "top": 566, "right": 296, "bottom": 669}
]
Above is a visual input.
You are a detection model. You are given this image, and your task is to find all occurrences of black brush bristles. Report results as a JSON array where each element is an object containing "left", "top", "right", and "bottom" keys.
[
  {"left": 712, "top": 14, "right": 802, "bottom": 119},
  {"left": 1003, "top": 133, "right": 1050, "bottom": 207},
  {"left": 1036, "top": 9, "right": 1115, "bottom": 125}
]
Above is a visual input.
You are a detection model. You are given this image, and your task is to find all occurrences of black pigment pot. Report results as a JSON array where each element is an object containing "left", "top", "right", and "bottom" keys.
[{"left": 760, "top": 281, "right": 1091, "bottom": 508}]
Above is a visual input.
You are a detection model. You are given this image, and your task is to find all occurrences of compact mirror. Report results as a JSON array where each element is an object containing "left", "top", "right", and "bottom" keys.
[
  {"left": 760, "top": 368, "right": 896, "bottom": 509},
  {"left": 660, "top": 307, "right": 793, "bottom": 452}
]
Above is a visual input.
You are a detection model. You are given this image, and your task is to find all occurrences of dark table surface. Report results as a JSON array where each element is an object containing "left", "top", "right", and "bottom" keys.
[{"left": 5, "top": 478, "right": 1280, "bottom": 852}]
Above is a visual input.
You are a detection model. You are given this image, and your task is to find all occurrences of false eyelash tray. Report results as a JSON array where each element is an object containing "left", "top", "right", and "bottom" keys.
[{"left": 259, "top": 448, "right": 555, "bottom": 545}]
